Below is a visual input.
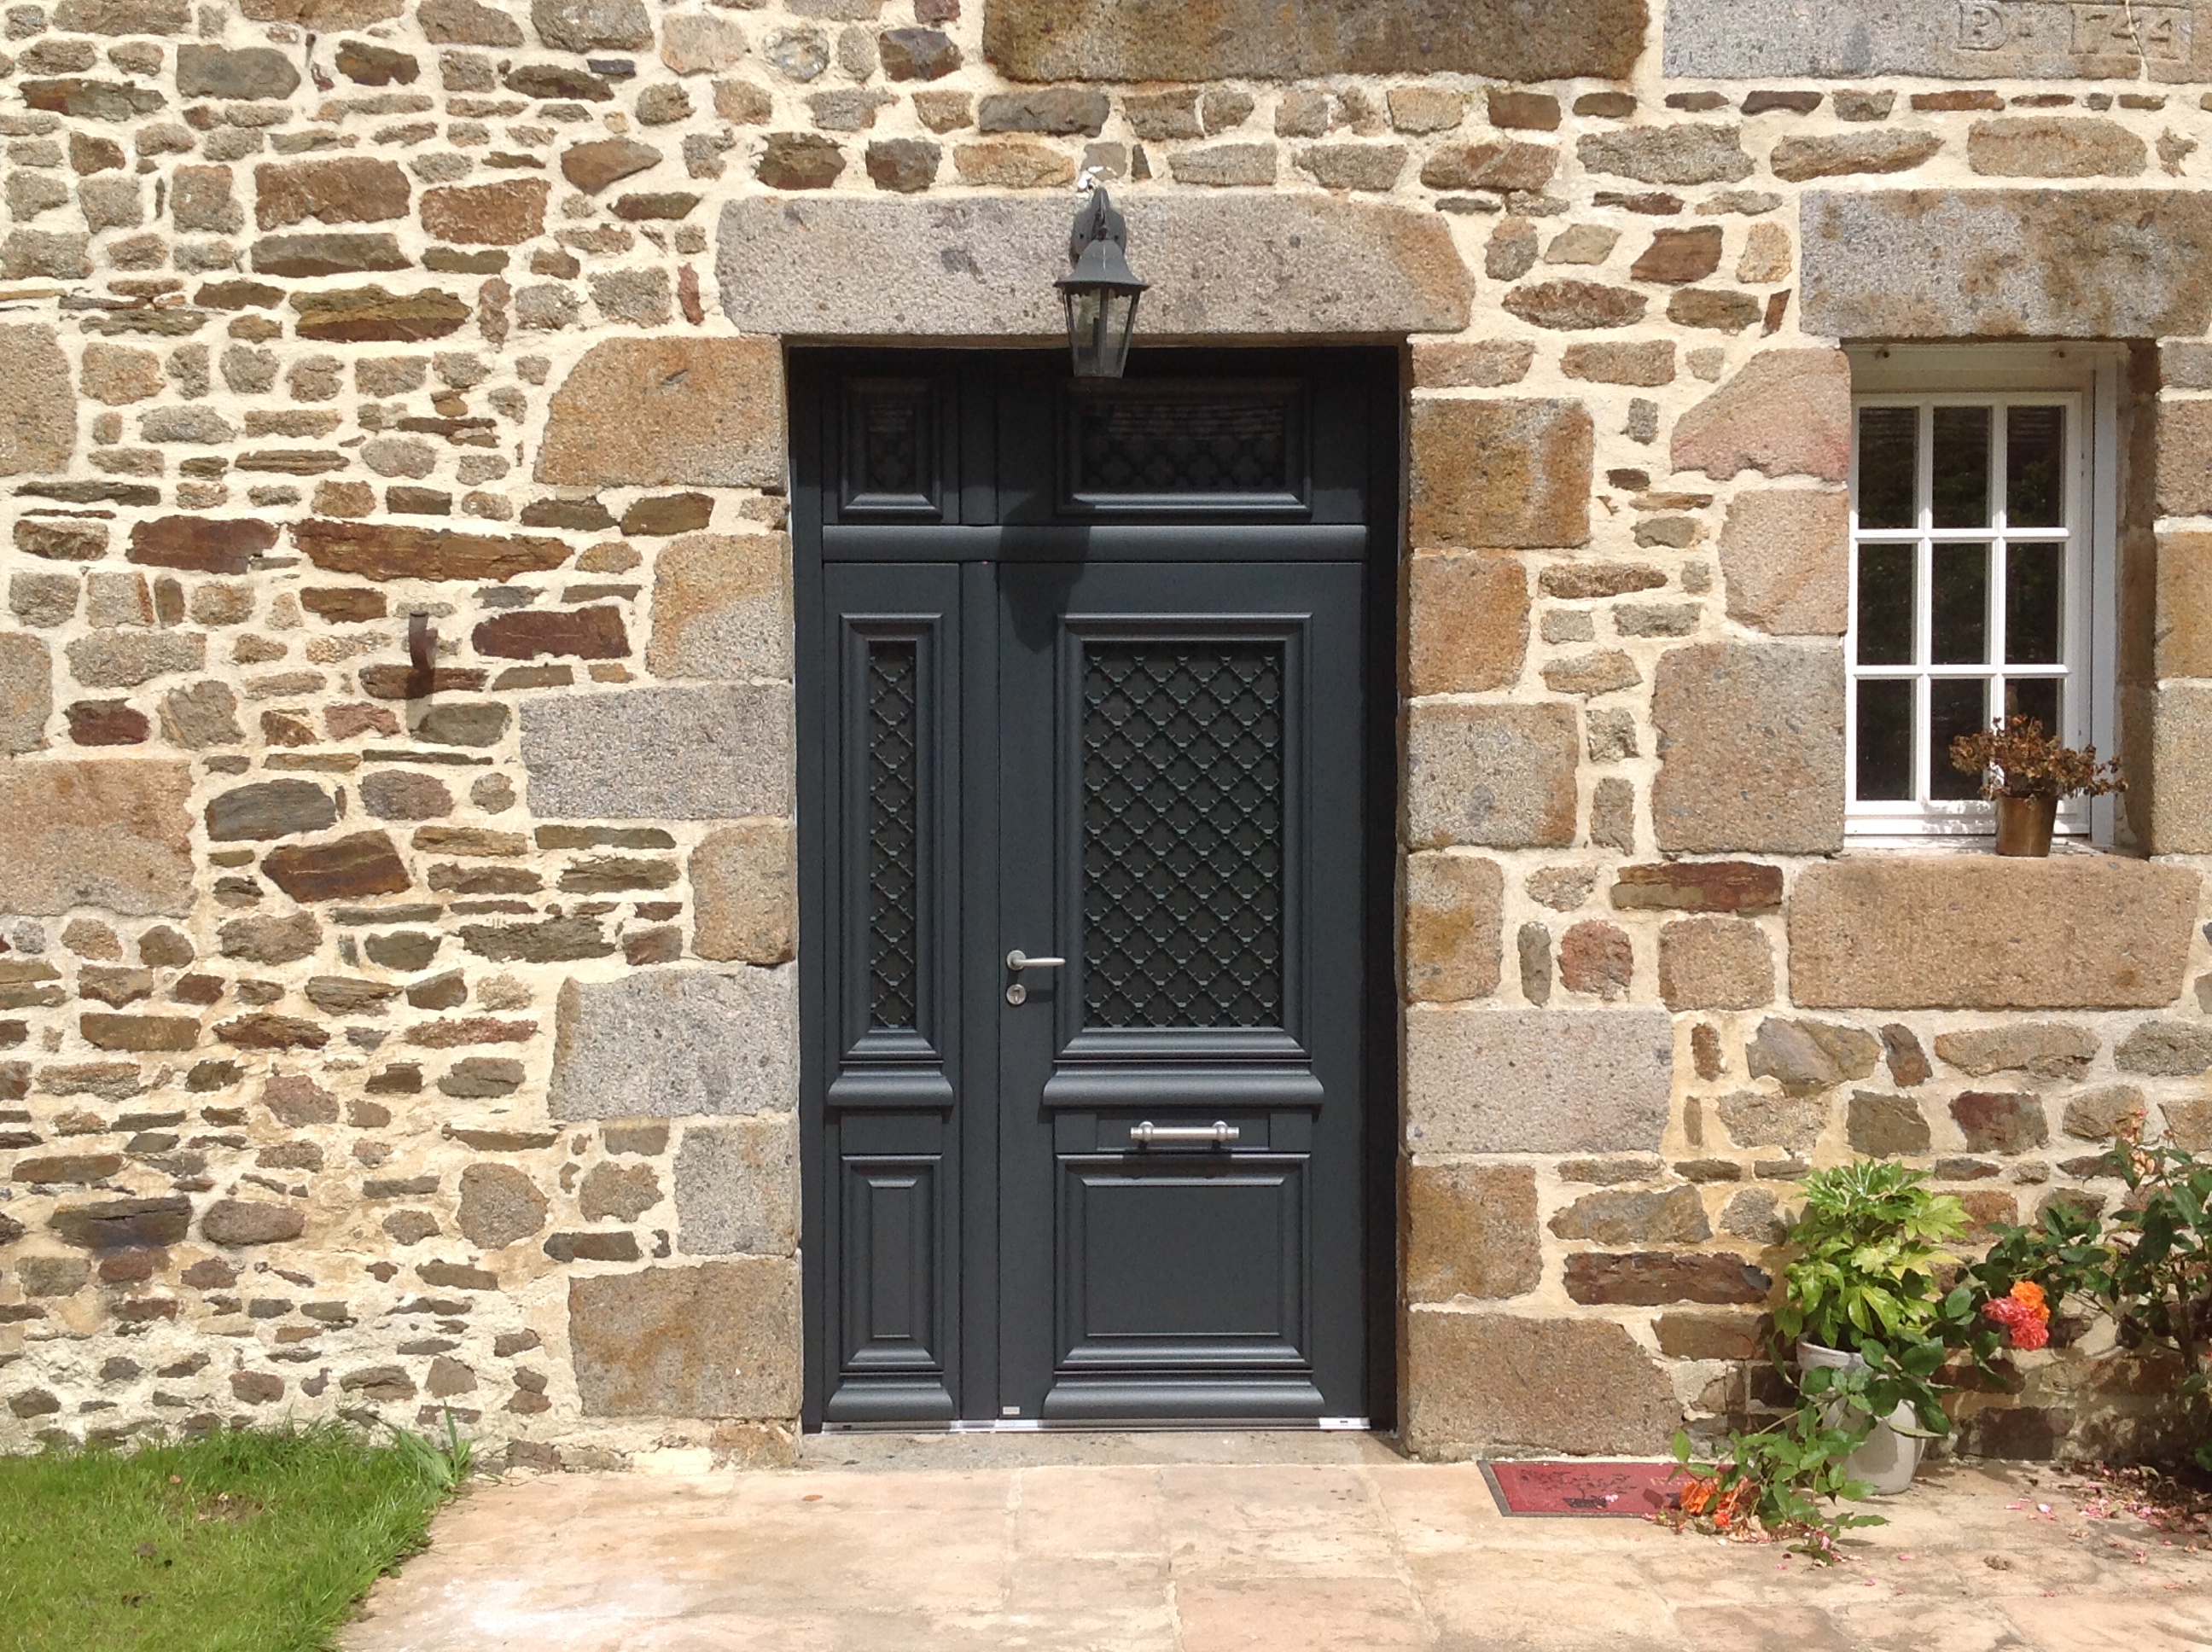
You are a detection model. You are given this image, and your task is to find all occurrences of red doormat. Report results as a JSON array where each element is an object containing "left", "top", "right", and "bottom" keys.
[{"left": 1480, "top": 1460, "right": 1684, "bottom": 1518}]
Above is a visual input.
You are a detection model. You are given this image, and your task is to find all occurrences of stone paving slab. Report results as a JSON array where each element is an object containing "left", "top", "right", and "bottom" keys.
[{"left": 346, "top": 1440, "right": 2212, "bottom": 1652}]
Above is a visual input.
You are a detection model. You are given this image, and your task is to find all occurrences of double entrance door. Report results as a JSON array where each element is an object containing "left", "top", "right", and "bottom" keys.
[{"left": 795, "top": 350, "right": 1396, "bottom": 1428}]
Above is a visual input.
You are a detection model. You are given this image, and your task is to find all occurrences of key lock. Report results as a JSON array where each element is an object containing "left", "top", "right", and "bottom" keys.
[{"left": 1003, "top": 949, "right": 1064, "bottom": 1006}]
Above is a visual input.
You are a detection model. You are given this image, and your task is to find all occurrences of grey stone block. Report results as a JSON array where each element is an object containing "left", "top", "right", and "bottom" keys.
[
  {"left": 674, "top": 1115, "right": 798, "bottom": 1257},
  {"left": 645, "top": 532, "right": 793, "bottom": 682},
  {"left": 1406, "top": 1007, "right": 1674, "bottom": 1154},
  {"left": 1576, "top": 125, "right": 1752, "bottom": 186},
  {"left": 0, "top": 631, "right": 51, "bottom": 753},
  {"left": 1406, "top": 702, "right": 1580, "bottom": 851},
  {"left": 521, "top": 683, "right": 792, "bottom": 820},
  {"left": 1663, "top": 0, "right": 2212, "bottom": 82},
  {"left": 984, "top": 0, "right": 1650, "bottom": 83},
  {"left": 569, "top": 1259, "right": 800, "bottom": 1418},
  {"left": 2151, "top": 683, "right": 2212, "bottom": 854},
  {"left": 534, "top": 338, "right": 783, "bottom": 491},
  {"left": 1652, "top": 642, "right": 1844, "bottom": 855},
  {"left": 1406, "top": 1311, "right": 1681, "bottom": 1459},
  {"left": 550, "top": 966, "right": 797, "bottom": 1120},
  {"left": 0, "top": 324, "right": 75, "bottom": 477},
  {"left": 1802, "top": 190, "right": 2212, "bottom": 341},
  {"left": 0, "top": 759, "right": 195, "bottom": 916},
  {"left": 2164, "top": 340, "right": 2212, "bottom": 388},
  {"left": 716, "top": 194, "right": 1471, "bottom": 340},
  {"left": 2116, "top": 1021, "right": 2212, "bottom": 1078},
  {"left": 1790, "top": 858, "right": 2199, "bottom": 1010}
]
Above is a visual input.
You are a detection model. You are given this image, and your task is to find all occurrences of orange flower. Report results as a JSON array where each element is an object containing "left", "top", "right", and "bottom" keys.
[{"left": 2010, "top": 1280, "right": 2048, "bottom": 1317}]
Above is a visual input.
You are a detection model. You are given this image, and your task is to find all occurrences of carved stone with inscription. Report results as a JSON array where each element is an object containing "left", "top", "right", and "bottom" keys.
[{"left": 1665, "top": 0, "right": 2209, "bottom": 82}]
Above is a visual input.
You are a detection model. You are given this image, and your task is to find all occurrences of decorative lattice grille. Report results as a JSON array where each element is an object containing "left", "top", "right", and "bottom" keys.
[
  {"left": 1072, "top": 394, "right": 1293, "bottom": 494},
  {"left": 859, "top": 395, "right": 922, "bottom": 495},
  {"left": 1081, "top": 643, "right": 1286, "bottom": 1029},
  {"left": 865, "top": 641, "right": 921, "bottom": 1031}
]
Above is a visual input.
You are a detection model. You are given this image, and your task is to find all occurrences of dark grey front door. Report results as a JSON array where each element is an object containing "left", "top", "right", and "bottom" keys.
[{"left": 795, "top": 351, "right": 1396, "bottom": 1428}]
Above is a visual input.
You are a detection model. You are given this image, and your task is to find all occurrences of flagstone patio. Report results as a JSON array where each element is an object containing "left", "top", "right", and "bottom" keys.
[{"left": 345, "top": 1434, "right": 2212, "bottom": 1651}]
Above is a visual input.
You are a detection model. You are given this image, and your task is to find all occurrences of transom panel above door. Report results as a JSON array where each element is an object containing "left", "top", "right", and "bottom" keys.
[{"left": 794, "top": 349, "right": 1400, "bottom": 1430}]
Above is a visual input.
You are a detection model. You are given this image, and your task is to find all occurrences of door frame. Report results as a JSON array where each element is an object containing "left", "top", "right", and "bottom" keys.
[{"left": 789, "top": 345, "right": 1406, "bottom": 1432}]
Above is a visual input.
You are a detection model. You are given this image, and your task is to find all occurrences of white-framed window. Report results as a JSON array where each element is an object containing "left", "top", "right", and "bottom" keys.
[{"left": 1846, "top": 346, "right": 2120, "bottom": 845}]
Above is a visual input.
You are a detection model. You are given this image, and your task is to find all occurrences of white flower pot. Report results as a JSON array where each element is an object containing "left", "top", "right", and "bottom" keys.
[{"left": 1796, "top": 1340, "right": 1924, "bottom": 1497}]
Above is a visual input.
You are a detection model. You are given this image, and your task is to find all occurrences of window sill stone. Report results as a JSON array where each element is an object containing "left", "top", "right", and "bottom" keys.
[{"left": 1789, "top": 854, "right": 2199, "bottom": 1010}]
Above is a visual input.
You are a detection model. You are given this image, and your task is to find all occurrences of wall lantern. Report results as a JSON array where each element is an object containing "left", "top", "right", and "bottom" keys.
[{"left": 1057, "top": 174, "right": 1148, "bottom": 380}]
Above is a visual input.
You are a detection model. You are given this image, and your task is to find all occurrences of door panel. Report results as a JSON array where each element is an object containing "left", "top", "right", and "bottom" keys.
[
  {"left": 840, "top": 1154, "right": 944, "bottom": 1370},
  {"left": 796, "top": 351, "right": 1393, "bottom": 1430},
  {"left": 997, "top": 561, "right": 1365, "bottom": 1422},
  {"left": 1059, "top": 1156, "right": 1307, "bottom": 1351},
  {"left": 817, "top": 564, "right": 962, "bottom": 1424}
]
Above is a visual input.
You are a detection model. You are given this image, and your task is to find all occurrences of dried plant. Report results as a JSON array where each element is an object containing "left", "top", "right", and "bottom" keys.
[{"left": 1947, "top": 716, "right": 2126, "bottom": 802}]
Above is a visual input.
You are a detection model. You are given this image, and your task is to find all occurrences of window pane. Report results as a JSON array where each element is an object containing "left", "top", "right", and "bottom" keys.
[
  {"left": 1856, "top": 407, "right": 1918, "bottom": 530},
  {"left": 1856, "top": 679, "right": 1915, "bottom": 801},
  {"left": 2006, "top": 405, "right": 2065, "bottom": 526},
  {"left": 1932, "top": 405, "right": 1993, "bottom": 529},
  {"left": 2005, "top": 677, "right": 2061, "bottom": 738},
  {"left": 1856, "top": 544, "right": 1916, "bottom": 666},
  {"left": 2005, "top": 543, "right": 2064, "bottom": 665},
  {"left": 1932, "top": 544, "right": 1990, "bottom": 664},
  {"left": 1930, "top": 678, "right": 1990, "bottom": 800}
]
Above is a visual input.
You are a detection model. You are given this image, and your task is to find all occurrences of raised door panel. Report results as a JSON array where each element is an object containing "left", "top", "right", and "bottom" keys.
[
  {"left": 997, "top": 560, "right": 1366, "bottom": 1423},
  {"left": 818, "top": 563, "right": 961, "bottom": 1424}
]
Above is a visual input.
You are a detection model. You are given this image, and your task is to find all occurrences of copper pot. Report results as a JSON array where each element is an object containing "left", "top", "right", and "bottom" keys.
[{"left": 1994, "top": 794, "right": 2058, "bottom": 857}]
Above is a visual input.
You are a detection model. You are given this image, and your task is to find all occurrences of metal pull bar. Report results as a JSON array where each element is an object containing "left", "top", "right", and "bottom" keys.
[
  {"left": 1130, "top": 1120, "right": 1240, "bottom": 1149},
  {"left": 1005, "top": 951, "right": 1067, "bottom": 971}
]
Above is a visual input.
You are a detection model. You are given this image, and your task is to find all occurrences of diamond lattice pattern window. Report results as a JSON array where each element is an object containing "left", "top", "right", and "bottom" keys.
[
  {"left": 1848, "top": 393, "right": 2093, "bottom": 839},
  {"left": 1080, "top": 643, "right": 1286, "bottom": 1030}
]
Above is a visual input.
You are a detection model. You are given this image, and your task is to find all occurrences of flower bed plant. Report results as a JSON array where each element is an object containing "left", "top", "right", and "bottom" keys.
[
  {"left": 1665, "top": 1164, "right": 2001, "bottom": 1560},
  {"left": 1978, "top": 1120, "right": 2212, "bottom": 1470},
  {"left": 1667, "top": 1136, "right": 2212, "bottom": 1561}
]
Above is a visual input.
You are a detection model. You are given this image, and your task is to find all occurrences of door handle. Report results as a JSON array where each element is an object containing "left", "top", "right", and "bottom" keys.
[
  {"left": 1004, "top": 950, "right": 1066, "bottom": 1004},
  {"left": 1130, "top": 1120, "right": 1240, "bottom": 1149}
]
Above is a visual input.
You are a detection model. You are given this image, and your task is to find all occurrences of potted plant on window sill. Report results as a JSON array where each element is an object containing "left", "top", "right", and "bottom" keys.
[
  {"left": 1774, "top": 1162, "right": 1984, "bottom": 1496},
  {"left": 1948, "top": 716, "right": 2125, "bottom": 858}
]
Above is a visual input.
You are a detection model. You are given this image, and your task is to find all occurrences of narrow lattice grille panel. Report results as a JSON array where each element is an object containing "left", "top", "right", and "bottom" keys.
[
  {"left": 860, "top": 396, "right": 921, "bottom": 494},
  {"left": 1072, "top": 395, "right": 1293, "bottom": 494},
  {"left": 1081, "top": 643, "right": 1286, "bottom": 1028},
  {"left": 865, "top": 641, "right": 921, "bottom": 1031}
]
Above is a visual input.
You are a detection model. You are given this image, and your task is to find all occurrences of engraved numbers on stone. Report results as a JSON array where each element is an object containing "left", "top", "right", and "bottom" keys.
[
  {"left": 2075, "top": 3, "right": 2188, "bottom": 58},
  {"left": 1957, "top": 1, "right": 2190, "bottom": 61}
]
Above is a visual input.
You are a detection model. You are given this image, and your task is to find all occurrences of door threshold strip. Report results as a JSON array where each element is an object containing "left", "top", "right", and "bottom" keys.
[{"left": 820, "top": 1417, "right": 1374, "bottom": 1434}]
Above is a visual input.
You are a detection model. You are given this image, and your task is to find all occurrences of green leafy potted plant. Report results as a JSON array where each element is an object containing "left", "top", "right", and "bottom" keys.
[
  {"left": 1978, "top": 1117, "right": 2212, "bottom": 1469},
  {"left": 1773, "top": 1161, "right": 1978, "bottom": 1493},
  {"left": 1948, "top": 715, "right": 2125, "bottom": 858}
]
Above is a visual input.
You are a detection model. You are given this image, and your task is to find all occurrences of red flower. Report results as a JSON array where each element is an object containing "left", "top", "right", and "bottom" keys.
[{"left": 1984, "top": 1284, "right": 2052, "bottom": 1352}]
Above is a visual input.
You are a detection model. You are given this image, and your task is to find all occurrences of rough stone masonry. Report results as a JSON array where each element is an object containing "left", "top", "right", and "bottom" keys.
[{"left": 2, "top": 0, "right": 2211, "bottom": 1469}]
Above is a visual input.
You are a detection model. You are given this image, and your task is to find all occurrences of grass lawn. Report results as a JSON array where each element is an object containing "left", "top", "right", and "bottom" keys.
[{"left": 0, "top": 1422, "right": 466, "bottom": 1652}]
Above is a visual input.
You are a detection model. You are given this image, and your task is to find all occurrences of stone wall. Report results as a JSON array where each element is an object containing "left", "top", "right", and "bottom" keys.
[{"left": 1, "top": 0, "right": 2209, "bottom": 1465}]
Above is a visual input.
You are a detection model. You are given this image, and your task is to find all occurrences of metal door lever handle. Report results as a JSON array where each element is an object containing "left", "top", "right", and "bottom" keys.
[
  {"left": 1005, "top": 951, "right": 1067, "bottom": 971},
  {"left": 1130, "top": 1120, "right": 1239, "bottom": 1149}
]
